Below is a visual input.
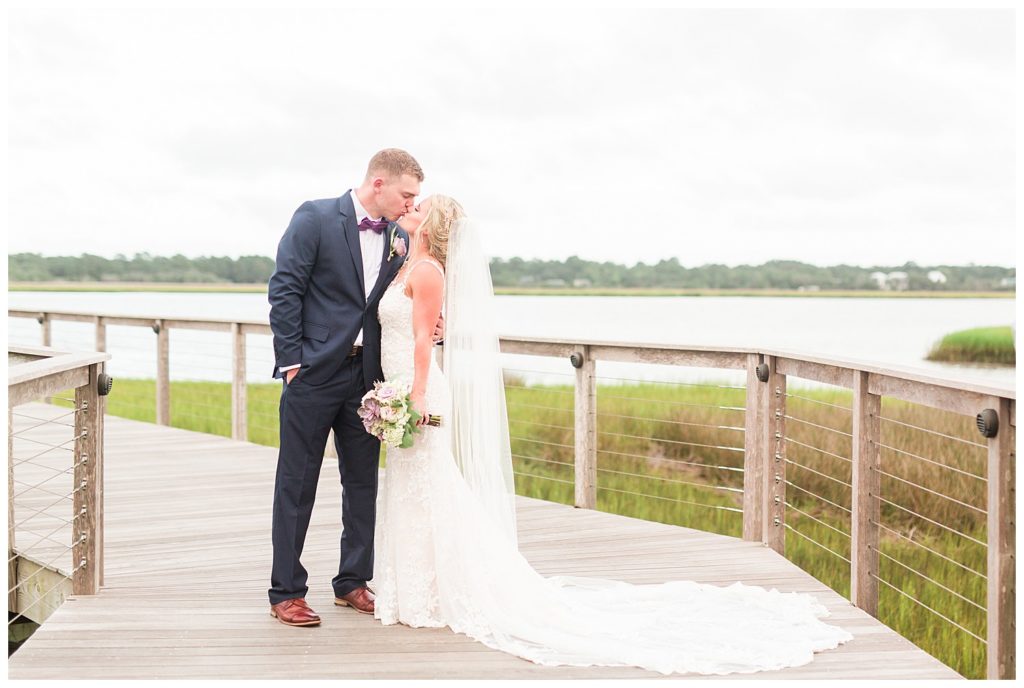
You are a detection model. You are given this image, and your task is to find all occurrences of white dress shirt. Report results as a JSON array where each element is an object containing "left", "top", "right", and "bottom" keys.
[
  {"left": 280, "top": 189, "right": 385, "bottom": 374},
  {"left": 350, "top": 189, "right": 385, "bottom": 346}
]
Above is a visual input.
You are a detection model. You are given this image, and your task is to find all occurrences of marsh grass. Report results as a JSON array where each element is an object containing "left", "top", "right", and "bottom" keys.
[
  {"left": 927, "top": 325, "right": 1015, "bottom": 365},
  {"left": 55, "top": 376, "right": 990, "bottom": 677}
]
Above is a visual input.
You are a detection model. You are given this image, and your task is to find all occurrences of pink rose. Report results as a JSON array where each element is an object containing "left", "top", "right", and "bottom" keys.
[{"left": 392, "top": 236, "right": 407, "bottom": 258}]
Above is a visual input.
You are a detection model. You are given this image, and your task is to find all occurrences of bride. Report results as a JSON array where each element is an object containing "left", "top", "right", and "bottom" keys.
[{"left": 370, "top": 194, "right": 854, "bottom": 676}]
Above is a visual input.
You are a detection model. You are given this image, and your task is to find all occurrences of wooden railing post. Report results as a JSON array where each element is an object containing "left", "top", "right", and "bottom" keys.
[
  {"left": 573, "top": 345, "right": 597, "bottom": 509},
  {"left": 72, "top": 364, "right": 101, "bottom": 595},
  {"left": 94, "top": 316, "right": 106, "bottom": 352},
  {"left": 762, "top": 356, "right": 786, "bottom": 553},
  {"left": 743, "top": 353, "right": 766, "bottom": 542},
  {"left": 851, "top": 370, "right": 881, "bottom": 617},
  {"left": 39, "top": 313, "right": 51, "bottom": 347},
  {"left": 8, "top": 406, "right": 17, "bottom": 611},
  {"left": 987, "top": 395, "right": 1015, "bottom": 679},
  {"left": 230, "top": 323, "right": 247, "bottom": 442},
  {"left": 96, "top": 361, "right": 106, "bottom": 588},
  {"left": 155, "top": 320, "right": 170, "bottom": 426}
]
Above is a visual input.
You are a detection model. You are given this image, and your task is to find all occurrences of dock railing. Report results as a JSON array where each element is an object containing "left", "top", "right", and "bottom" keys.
[
  {"left": 8, "top": 343, "right": 110, "bottom": 628},
  {"left": 7, "top": 308, "right": 1016, "bottom": 679}
]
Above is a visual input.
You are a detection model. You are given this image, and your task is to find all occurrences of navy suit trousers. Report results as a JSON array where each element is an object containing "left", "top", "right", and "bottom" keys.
[{"left": 268, "top": 353, "right": 381, "bottom": 605}]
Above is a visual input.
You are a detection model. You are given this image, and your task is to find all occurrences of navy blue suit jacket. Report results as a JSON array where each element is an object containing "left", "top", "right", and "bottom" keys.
[{"left": 268, "top": 191, "right": 408, "bottom": 388}]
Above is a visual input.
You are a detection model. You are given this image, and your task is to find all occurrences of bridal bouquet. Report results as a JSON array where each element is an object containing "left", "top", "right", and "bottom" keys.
[{"left": 358, "top": 380, "right": 441, "bottom": 449}]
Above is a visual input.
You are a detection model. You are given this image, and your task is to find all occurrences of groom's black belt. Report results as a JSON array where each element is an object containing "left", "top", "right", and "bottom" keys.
[{"left": 347, "top": 345, "right": 363, "bottom": 358}]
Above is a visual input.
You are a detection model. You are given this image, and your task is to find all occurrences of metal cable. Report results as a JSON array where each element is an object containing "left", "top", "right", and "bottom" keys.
[
  {"left": 596, "top": 466, "right": 744, "bottom": 494},
  {"left": 8, "top": 513, "right": 83, "bottom": 563},
  {"left": 9, "top": 499, "right": 75, "bottom": 528},
  {"left": 506, "top": 401, "right": 573, "bottom": 415},
  {"left": 870, "top": 546, "right": 986, "bottom": 613},
  {"left": 507, "top": 418, "right": 574, "bottom": 432},
  {"left": 511, "top": 453, "right": 574, "bottom": 469},
  {"left": 783, "top": 523, "right": 852, "bottom": 563},
  {"left": 597, "top": 375, "right": 747, "bottom": 390},
  {"left": 784, "top": 501, "right": 851, "bottom": 539},
  {"left": 783, "top": 436, "right": 852, "bottom": 464},
  {"left": 784, "top": 480, "right": 852, "bottom": 514},
  {"left": 504, "top": 384, "right": 573, "bottom": 396},
  {"left": 597, "top": 411, "right": 745, "bottom": 433},
  {"left": 597, "top": 448, "right": 744, "bottom": 473},
  {"left": 509, "top": 436, "right": 575, "bottom": 450},
  {"left": 873, "top": 495, "right": 987, "bottom": 548},
  {"left": 869, "top": 573, "right": 986, "bottom": 645},
  {"left": 503, "top": 368, "right": 574, "bottom": 377},
  {"left": 784, "top": 458, "right": 853, "bottom": 489},
  {"left": 597, "top": 485, "right": 743, "bottom": 513},
  {"left": 878, "top": 415, "right": 988, "bottom": 450},
  {"left": 13, "top": 484, "right": 87, "bottom": 530},
  {"left": 784, "top": 414, "right": 853, "bottom": 438},
  {"left": 599, "top": 393, "right": 745, "bottom": 413},
  {"left": 783, "top": 393, "right": 851, "bottom": 412},
  {"left": 876, "top": 441, "right": 985, "bottom": 481},
  {"left": 11, "top": 407, "right": 82, "bottom": 432},
  {"left": 12, "top": 528, "right": 73, "bottom": 554},
  {"left": 512, "top": 470, "right": 574, "bottom": 487},
  {"left": 598, "top": 430, "right": 744, "bottom": 454},
  {"left": 12, "top": 454, "right": 73, "bottom": 475},
  {"left": 872, "top": 520, "right": 986, "bottom": 580},
  {"left": 873, "top": 467, "right": 986, "bottom": 516},
  {"left": 12, "top": 461, "right": 81, "bottom": 500},
  {"left": 12, "top": 432, "right": 85, "bottom": 462}
]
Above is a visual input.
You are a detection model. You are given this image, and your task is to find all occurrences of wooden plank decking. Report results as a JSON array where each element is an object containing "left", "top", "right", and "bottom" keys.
[{"left": 8, "top": 403, "right": 963, "bottom": 679}]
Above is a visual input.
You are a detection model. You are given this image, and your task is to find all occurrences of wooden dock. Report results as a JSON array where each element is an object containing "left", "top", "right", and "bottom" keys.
[{"left": 9, "top": 403, "right": 963, "bottom": 680}]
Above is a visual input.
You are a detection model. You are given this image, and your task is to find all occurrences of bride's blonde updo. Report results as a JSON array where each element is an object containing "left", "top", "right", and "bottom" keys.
[{"left": 418, "top": 195, "right": 465, "bottom": 269}]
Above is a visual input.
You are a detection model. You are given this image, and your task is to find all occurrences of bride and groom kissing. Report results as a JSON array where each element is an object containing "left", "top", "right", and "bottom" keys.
[{"left": 265, "top": 148, "right": 854, "bottom": 675}]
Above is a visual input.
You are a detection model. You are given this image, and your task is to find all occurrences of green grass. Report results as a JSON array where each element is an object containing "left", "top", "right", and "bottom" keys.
[
  {"left": 58, "top": 377, "right": 992, "bottom": 678},
  {"left": 927, "top": 326, "right": 1016, "bottom": 365}
]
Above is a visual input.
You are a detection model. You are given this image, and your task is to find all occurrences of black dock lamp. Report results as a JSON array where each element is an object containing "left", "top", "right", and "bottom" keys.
[{"left": 976, "top": 408, "right": 999, "bottom": 438}]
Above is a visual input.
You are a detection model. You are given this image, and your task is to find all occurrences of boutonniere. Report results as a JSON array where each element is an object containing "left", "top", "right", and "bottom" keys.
[{"left": 388, "top": 227, "right": 407, "bottom": 261}]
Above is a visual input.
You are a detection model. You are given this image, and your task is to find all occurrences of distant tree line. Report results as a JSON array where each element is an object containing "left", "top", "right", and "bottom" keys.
[
  {"left": 9, "top": 253, "right": 276, "bottom": 284},
  {"left": 8, "top": 253, "right": 1016, "bottom": 291}
]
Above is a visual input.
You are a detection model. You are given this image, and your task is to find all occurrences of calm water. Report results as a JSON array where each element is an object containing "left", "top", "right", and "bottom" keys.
[{"left": 6, "top": 291, "right": 1016, "bottom": 390}]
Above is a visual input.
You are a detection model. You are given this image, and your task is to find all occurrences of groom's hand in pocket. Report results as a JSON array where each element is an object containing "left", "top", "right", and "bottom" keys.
[
  {"left": 432, "top": 314, "right": 445, "bottom": 344},
  {"left": 285, "top": 368, "right": 299, "bottom": 385}
]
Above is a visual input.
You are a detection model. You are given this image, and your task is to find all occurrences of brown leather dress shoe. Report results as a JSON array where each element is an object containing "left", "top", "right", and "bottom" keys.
[
  {"left": 334, "top": 587, "right": 375, "bottom": 614},
  {"left": 270, "top": 598, "right": 321, "bottom": 626}
]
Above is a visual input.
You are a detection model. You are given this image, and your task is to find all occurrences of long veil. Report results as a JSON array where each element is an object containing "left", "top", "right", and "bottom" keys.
[{"left": 442, "top": 217, "right": 518, "bottom": 546}]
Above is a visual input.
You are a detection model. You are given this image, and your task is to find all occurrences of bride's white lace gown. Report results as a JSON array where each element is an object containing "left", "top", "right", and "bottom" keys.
[{"left": 371, "top": 260, "right": 854, "bottom": 676}]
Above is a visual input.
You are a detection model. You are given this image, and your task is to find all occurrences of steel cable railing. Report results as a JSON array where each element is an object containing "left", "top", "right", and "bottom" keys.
[
  {"left": 9, "top": 344, "right": 106, "bottom": 631},
  {"left": 7, "top": 310, "right": 1014, "bottom": 679}
]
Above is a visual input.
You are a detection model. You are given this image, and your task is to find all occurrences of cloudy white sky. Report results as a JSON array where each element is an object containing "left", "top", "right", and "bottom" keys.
[{"left": 7, "top": 7, "right": 1016, "bottom": 267}]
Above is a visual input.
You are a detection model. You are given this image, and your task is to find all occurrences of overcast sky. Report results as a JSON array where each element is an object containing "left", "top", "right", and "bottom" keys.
[{"left": 7, "top": 8, "right": 1015, "bottom": 267}]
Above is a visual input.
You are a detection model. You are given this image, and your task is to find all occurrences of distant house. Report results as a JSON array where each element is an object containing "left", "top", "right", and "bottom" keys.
[
  {"left": 543, "top": 278, "right": 567, "bottom": 287},
  {"left": 886, "top": 271, "right": 909, "bottom": 291},
  {"left": 999, "top": 276, "right": 1015, "bottom": 288},
  {"left": 572, "top": 278, "right": 592, "bottom": 288},
  {"left": 797, "top": 285, "right": 820, "bottom": 292},
  {"left": 927, "top": 270, "right": 947, "bottom": 284},
  {"left": 869, "top": 272, "right": 888, "bottom": 289}
]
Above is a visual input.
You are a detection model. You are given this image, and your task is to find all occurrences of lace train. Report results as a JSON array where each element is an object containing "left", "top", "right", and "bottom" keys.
[{"left": 371, "top": 268, "right": 854, "bottom": 675}]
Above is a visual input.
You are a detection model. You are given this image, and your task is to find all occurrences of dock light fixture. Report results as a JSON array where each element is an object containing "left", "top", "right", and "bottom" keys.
[
  {"left": 756, "top": 363, "right": 770, "bottom": 382},
  {"left": 98, "top": 373, "right": 114, "bottom": 396},
  {"left": 976, "top": 408, "right": 999, "bottom": 438},
  {"left": 569, "top": 352, "right": 584, "bottom": 369}
]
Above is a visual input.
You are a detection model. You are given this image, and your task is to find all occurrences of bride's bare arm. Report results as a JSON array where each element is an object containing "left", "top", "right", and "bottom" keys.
[{"left": 407, "top": 263, "right": 445, "bottom": 420}]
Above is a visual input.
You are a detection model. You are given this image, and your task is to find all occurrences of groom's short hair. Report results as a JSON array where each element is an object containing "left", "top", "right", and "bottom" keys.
[{"left": 366, "top": 148, "right": 424, "bottom": 182}]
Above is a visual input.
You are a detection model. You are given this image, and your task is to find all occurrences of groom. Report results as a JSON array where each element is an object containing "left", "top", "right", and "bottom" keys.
[{"left": 267, "top": 148, "right": 424, "bottom": 626}]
